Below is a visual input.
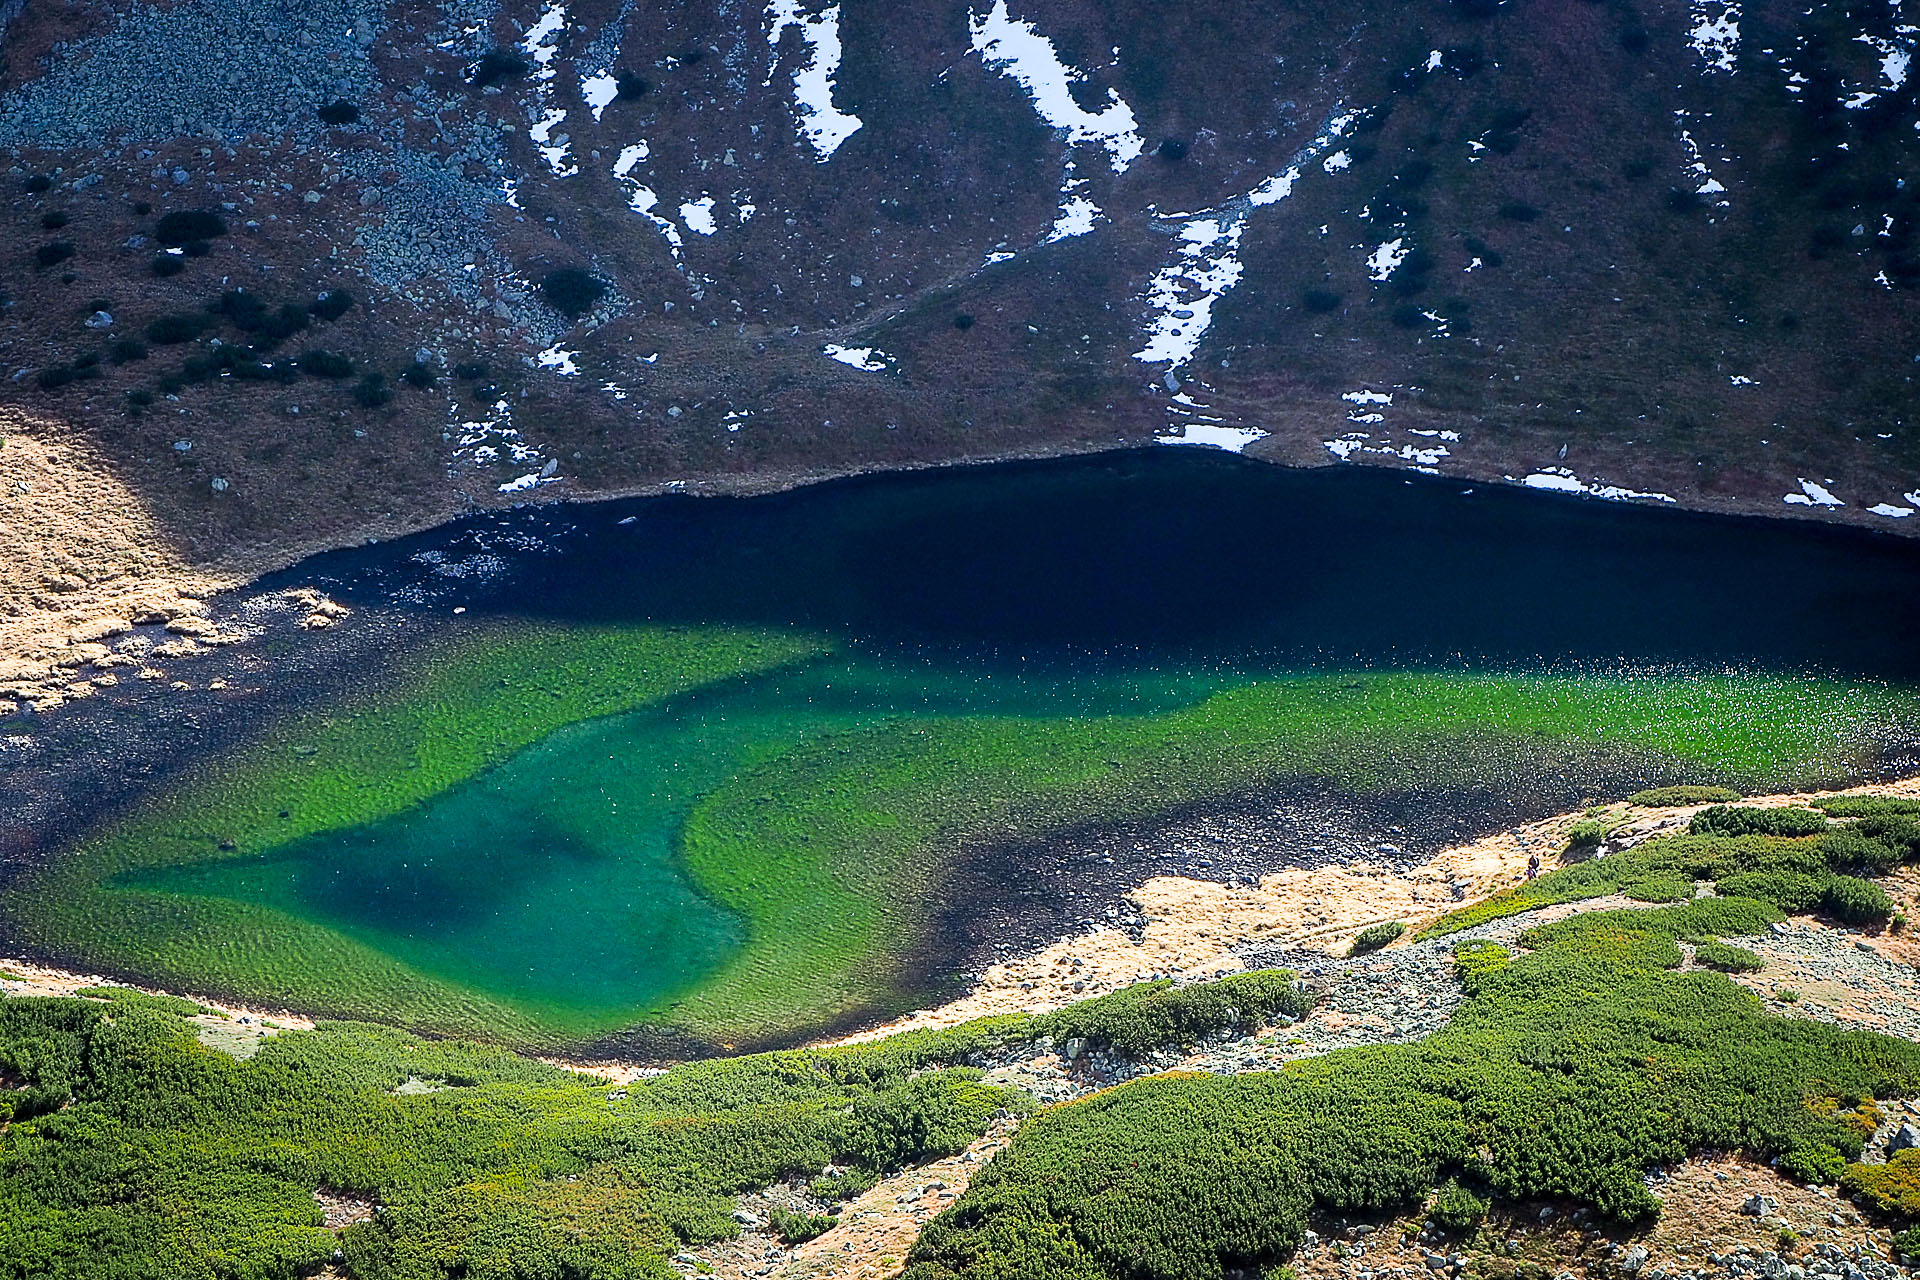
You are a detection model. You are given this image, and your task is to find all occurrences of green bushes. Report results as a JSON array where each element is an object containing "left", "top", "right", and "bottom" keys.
[
  {"left": 1709, "top": 871, "right": 1892, "bottom": 924},
  {"left": 309, "top": 289, "right": 356, "bottom": 322},
  {"left": 1564, "top": 817, "right": 1614, "bottom": 853},
  {"left": 298, "top": 348, "right": 354, "bottom": 379},
  {"left": 1427, "top": 1180, "right": 1488, "bottom": 1233},
  {"left": 1778, "top": 1144, "right": 1846, "bottom": 1184},
  {"left": 1623, "top": 873, "right": 1691, "bottom": 902},
  {"left": 354, "top": 372, "right": 393, "bottom": 408},
  {"left": 906, "top": 896, "right": 1917, "bottom": 1280},
  {"left": 154, "top": 209, "right": 227, "bottom": 246},
  {"left": 543, "top": 268, "right": 607, "bottom": 318},
  {"left": 1692, "top": 940, "right": 1764, "bottom": 972},
  {"left": 1630, "top": 785, "right": 1740, "bottom": 806},
  {"left": 1451, "top": 942, "right": 1509, "bottom": 992},
  {"left": 1821, "top": 875, "right": 1894, "bottom": 925},
  {"left": 0, "top": 970, "right": 1325, "bottom": 1279},
  {"left": 1350, "top": 922, "right": 1406, "bottom": 955},
  {"left": 147, "top": 312, "right": 211, "bottom": 344},
  {"left": 0, "top": 990, "right": 1038, "bottom": 1280},
  {"left": 34, "top": 241, "right": 74, "bottom": 268},
  {"left": 1428, "top": 810, "right": 1916, "bottom": 939},
  {"left": 771, "top": 1206, "right": 840, "bottom": 1243},
  {"left": 1691, "top": 806, "right": 1829, "bottom": 838},
  {"left": 1842, "top": 1149, "right": 1920, "bottom": 1214},
  {"left": 72, "top": 986, "right": 206, "bottom": 1017},
  {"left": 1037, "top": 971, "right": 1313, "bottom": 1056}
]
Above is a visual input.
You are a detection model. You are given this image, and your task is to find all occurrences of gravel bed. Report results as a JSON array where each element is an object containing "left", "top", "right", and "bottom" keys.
[{"left": 0, "top": 0, "right": 384, "bottom": 149}]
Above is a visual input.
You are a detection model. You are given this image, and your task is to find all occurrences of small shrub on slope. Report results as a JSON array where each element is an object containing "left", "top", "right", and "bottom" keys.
[
  {"left": 1690, "top": 806, "right": 1829, "bottom": 838},
  {"left": 1039, "top": 970, "right": 1313, "bottom": 1056},
  {"left": 1350, "top": 922, "right": 1406, "bottom": 956},
  {"left": 1692, "top": 940, "right": 1765, "bottom": 972},
  {"left": 1428, "top": 1179, "right": 1489, "bottom": 1234},
  {"left": 1843, "top": 1149, "right": 1920, "bottom": 1215}
]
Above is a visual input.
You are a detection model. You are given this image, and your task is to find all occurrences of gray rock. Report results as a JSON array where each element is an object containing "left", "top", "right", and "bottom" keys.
[{"left": 1889, "top": 1123, "right": 1920, "bottom": 1155}]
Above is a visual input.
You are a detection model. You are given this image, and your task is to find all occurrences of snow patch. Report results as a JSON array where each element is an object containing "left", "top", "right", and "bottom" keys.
[
  {"left": 680, "top": 196, "right": 718, "bottom": 235},
  {"left": 967, "top": 0, "right": 1144, "bottom": 172},
  {"left": 1783, "top": 478, "right": 1844, "bottom": 507},
  {"left": 1688, "top": 0, "right": 1741, "bottom": 73},
  {"left": 612, "top": 143, "right": 684, "bottom": 256},
  {"left": 1367, "top": 239, "right": 1410, "bottom": 281},
  {"left": 1516, "top": 467, "right": 1676, "bottom": 503},
  {"left": 537, "top": 346, "right": 580, "bottom": 376},
  {"left": 581, "top": 71, "right": 618, "bottom": 121},
  {"left": 1868, "top": 502, "right": 1915, "bottom": 517},
  {"left": 824, "top": 343, "right": 893, "bottom": 372},
  {"left": 1157, "top": 423, "right": 1269, "bottom": 452},
  {"left": 522, "top": 3, "right": 577, "bottom": 178},
  {"left": 1132, "top": 107, "right": 1358, "bottom": 370},
  {"left": 766, "top": 0, "right": 864, "bottom": 161}
]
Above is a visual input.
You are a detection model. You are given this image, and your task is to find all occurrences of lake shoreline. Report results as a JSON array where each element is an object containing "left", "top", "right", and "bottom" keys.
[{"left": 10, "top": 440, "right": 1920, "bottom": 716}]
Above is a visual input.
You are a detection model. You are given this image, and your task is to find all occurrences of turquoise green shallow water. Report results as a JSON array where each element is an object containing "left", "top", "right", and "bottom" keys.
[{"left": 118, "top": 658, "right": 1242, "bottom": 1022}]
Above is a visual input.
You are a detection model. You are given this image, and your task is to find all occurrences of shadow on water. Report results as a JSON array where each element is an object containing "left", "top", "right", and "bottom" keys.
[{"left": 279, "top": 450, "right": 1920, "bottom": 675}]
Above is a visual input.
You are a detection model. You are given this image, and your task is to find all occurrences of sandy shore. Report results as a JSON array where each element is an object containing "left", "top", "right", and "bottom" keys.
[{"left": 0, "top": 411, "right": 243, "bottom": 711}]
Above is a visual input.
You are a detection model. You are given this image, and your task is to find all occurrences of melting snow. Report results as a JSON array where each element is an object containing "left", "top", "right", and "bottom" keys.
[
  {"left": 1324, "top": 150, "right": 1352, "bottom": 173},
  {"left": 1322, "top": 432, "right": 1450, "bottom": 468},
  {"left": 1133, "top": 216, "right": 1247, "bottom": 367},
  {"left": 537, "top": 346, "right": 580, "bottom": 375},
  {"left": 1133, "top": 108, "right": 1358, "bottom": 369},
  {"left": 522, "top": 3, "right": 577, "bottom": 178},
  {"left": 1729, "top": 375, "right": 1755, "bottom": 385},
  {"left": 680, "top": 196, "right": 718, "bottom": 235},
  {"left": 1342, "top": 390, "right": 1393, "bottom": 406},
  {"left": 1367, "top": 239, "right": 1410, "bottom": 282},
  {"left": 766, "top": 0, "right": 864, "bottom": 161},
  {"left": 1784, "top": 478, "right": 1844, "bottom": 507},
  {"left": 1425, "top": 49, "right": 1445, "bottom": 72},
  {"left": 1157, "top": 423, "right": 1269, "bottom": 452},
  {"left": 824, "top": 343, "right": 892, "bottom": 371},
  {"left": 967, "top": 0, "right": 1144, "bottom": 171},
  {"left": 1869, "top": 502, "right": 1915, "bottom": 517},
  {"left": 451, "top": 397, "right": 558, "bottom": 493},
  {"left": 581, "top": 71, "right": 618, "bottom": 121},
  {"left": 1517, "top": 468, "right": 1676, "bottom": 503},
  {"left": 1047, "top": 188, "right": 1102, "bottom": 242},
  {"left": 1688, "top": 0, "right": 1741, "bottom": 73},
  {"left": 613, "top": 143, "right": 684, "bottom": 255},
  {"left": 1675, "top": 115, "right": 1731, "bottom": 211}
]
